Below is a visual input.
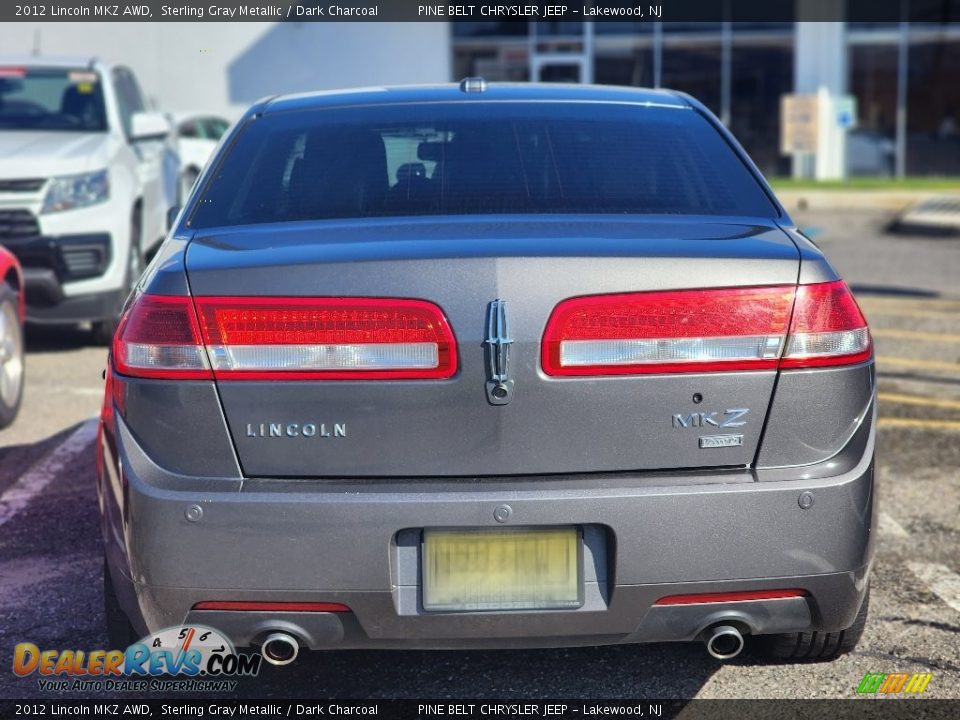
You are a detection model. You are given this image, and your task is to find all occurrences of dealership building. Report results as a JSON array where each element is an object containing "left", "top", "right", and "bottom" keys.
[
  {"left": 1, "top": 2, "right": 958, "bottom": 179},
  {"left": 453, "top": 9, "right": 960, "bottom": 178}
]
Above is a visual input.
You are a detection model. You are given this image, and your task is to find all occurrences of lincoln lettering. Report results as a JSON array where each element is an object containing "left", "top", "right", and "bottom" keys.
[{"left": 246, "top": 423, "right": 346, "bottom": 438}]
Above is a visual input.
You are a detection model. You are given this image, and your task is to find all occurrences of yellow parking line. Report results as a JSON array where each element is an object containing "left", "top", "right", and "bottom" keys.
[
  {"left": 878, "top": 418, "right": 960, "bottom": 431},
  {"left": 872, "top": 329, "right": 960, "bottom": 344},
  {"left": 878, "top": 392, "right": 960, "bottom": 411},
  {"left": 877, "top": 356, "right": 960, "bottom": 372}
]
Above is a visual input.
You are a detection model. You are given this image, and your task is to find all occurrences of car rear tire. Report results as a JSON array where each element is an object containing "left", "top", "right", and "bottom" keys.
[
  {"left": 91, "top": 209, "right": 143, "bottom": 346},
  {"left": 756, "top": 585, "right": 870, "bottom": 662},
  {"left": 103, "top": 557, "right": 137, "bottom": 649},
  {"left": 0, "top": 283, "right": 25, "bottom": 429}
]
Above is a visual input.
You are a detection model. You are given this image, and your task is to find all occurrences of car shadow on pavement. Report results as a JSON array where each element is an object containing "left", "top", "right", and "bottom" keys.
[
  {"left": 848, "top": 284, "right": 943, "bottom": 299},
  {"left": 0, "top": 425, "right": 75, "bottom": 491},
  {"left": 230, "top": 643, "right": 722, "bottom": 699},
  {"left": 24, "top": 324, "right": 101, "bottom": 354}
]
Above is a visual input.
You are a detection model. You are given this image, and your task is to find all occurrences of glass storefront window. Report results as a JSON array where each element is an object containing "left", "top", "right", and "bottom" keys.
[
  {"left": 729, "top": 42, "right": 793, "bottom": 176},
  {"left": 595, "top": 50, "right": 653, "bottom": 87},
  {"left": 452, "top": 22, "right": 528, "bottom": 38},
  {"left": 661, "top": 44, "right": 722, "bottom": 114},
  {"left": 848, "top": 44, "right": 898, "bottom": 176},
  {"left": 454, "top": 46, "right": 530, "bottom": 82},
  {"left": 907, "top": 38, "right": 960, "bottom": 175}
]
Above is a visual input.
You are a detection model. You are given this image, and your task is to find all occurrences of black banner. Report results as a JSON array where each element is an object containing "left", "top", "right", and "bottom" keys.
[
  {"left": 3, "top": 0, "right": 960, "bottom": 23},
  {"left": 2, "top": 700, "right": 960, "bottom": 720}
]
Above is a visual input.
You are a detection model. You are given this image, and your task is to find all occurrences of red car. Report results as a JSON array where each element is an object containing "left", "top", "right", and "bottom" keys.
[{"left": 0, "top": 246, "right": 24, "bottom": 428}]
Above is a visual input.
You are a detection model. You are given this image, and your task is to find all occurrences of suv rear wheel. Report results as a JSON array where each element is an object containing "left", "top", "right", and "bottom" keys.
[{"left": 757, "top": 586, "right": 870, "bottom": 662}]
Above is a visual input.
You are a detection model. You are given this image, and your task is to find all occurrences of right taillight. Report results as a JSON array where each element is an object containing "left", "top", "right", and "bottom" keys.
[
  {"left": 541, "top": 280, "right": 871, "bottom": 376},
  {"left": 780, "top": 280, "right": 872, "bottom": 368}
]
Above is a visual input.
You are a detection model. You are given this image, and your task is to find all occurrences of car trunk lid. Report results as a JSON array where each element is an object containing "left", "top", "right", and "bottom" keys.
[{"left": 185, "top": 215, "right": 799, "bottom": 478}]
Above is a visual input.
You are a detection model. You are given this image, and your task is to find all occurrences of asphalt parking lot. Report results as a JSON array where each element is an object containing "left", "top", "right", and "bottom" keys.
[{"left": 0, "top": 209, "right": 958, "bottom": 701}]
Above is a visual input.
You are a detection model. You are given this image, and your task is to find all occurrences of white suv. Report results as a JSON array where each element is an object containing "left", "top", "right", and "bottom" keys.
[{"left": 0, "top": 57, "right": 178, "bottom": 343}]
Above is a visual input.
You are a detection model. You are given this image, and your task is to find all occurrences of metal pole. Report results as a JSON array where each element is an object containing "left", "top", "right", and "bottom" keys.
[
  {"left": 584, "top": 21, "right": 595, "bottom": 84},
  {"left": 528, "top": 21, "right": 537, "bottom": 81},
  {"left": 721, "top": 14, "right": 732, "bottom": 126},
  {"left": 653, "top": 22, "right": 662, "bottom": 88},
  {"left": 895, "top": 1, "right": 909, "bottom": 178}
]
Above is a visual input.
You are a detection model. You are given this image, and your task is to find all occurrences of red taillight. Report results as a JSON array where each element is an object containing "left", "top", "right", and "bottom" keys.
[
  {"left": 114, "top": 294, "right": 457, "bottom": 381},
  {"left": 779, "top": 280, "right": 872, "bottom": 368},
  {"left": 542, "top": 286, "right": 796, "bottom": 376},
  {"left": 194, "top": 297, "right": 457, "bottom": 380},
  {"left": 542, "top": 281, "right": 871, "bottom": 376},
  {"left": 113, "top": 294, "right": 212, "bottom": 379},
  {"left": 654, "top": 589, "right": 808, "bottom": 605},
  {"left": 191, "top": 601, "right": 351, "bottom": 613}
]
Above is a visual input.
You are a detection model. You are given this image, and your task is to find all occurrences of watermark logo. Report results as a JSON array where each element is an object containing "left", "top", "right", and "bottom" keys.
[
  {"left": 856, "top": 672, "right": 933, "bottom": 695},
  {"left": 13, "top": 624, "right": 261, "bottom": 692}
]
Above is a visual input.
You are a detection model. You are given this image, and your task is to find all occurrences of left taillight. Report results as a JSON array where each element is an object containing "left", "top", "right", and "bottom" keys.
[
  {"left": 113, "top": 295, "right": 458, "bottom": 381},
  {"left": 112, "top": 294, "right": 212, "bottom": 379},
  {"left": 194, "top": 296, "right": 457, "bottom": 380}
]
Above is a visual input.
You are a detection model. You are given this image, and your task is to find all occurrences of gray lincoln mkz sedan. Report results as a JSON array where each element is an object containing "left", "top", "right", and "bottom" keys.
[{"left": 97, "top": 81, "right": 875, "bottom": 665}]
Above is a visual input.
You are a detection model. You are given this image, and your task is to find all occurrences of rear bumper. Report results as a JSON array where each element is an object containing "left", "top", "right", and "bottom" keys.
[{"left": 103, "top": 409, "right": 876, "bottom": 650}]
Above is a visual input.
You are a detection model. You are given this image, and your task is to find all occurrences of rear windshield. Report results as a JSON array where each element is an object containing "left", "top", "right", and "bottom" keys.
[
  {"left": 189, "top": 102, "right": 776, "bottom": 228},
  {"left": 0, "top": 67, "right": 107, "bottom": 132}
]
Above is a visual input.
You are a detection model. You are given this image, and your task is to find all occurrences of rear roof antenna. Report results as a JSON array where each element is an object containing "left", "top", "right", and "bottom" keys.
[{"left": 459, "top": 77, "right": 488, "bottom": 94}]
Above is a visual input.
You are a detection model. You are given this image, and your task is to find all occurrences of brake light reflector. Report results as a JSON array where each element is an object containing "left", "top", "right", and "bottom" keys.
[
  {"left": 113, "top": 294, "right": 212, "bottom": 379},
  {"left": 192, "top": 601, "right": 350, "bottom": 613},
  {"left": 780, "top": 281, "right": 872, "bottom": 368},
  {"left": 654, "top": 589, "right": 807, "bottom": 605},
  {"left": 194, "top": 297, "right": 457, "bottom": 380},
  {"left": 542, "top": 286, "right": 796, "bottom": 376}
]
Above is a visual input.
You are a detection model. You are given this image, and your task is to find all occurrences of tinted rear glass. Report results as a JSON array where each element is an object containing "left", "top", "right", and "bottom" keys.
[{"left": 189, "top": 102, "right": 776, "bottom": 228}]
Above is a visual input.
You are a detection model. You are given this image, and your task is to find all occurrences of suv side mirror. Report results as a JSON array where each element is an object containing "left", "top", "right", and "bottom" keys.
[{"left": 130, "top": 111, "right": 170, "bottom": 142}]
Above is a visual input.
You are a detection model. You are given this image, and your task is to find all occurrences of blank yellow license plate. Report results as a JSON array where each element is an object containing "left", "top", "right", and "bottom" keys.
[{"left": 422, "top": 527, "right": 582, "bottom": 611}]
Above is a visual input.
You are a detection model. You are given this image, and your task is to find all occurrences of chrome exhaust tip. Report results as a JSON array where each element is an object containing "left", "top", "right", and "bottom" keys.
[
  {"left": 704, "top": 625, "right": 744, "bottom": 660},
  {"left": 261, "top": 632, "right": 300, "bottom": 666}
]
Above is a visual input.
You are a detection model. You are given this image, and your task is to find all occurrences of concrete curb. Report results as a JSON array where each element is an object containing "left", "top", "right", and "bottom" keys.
[{"left": 773, "top": 190, "right": 959, "bottom": 213}]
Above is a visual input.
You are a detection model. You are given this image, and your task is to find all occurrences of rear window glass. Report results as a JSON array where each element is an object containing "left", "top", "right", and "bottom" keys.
[{"left": 189, "top": 102, "right": 776, "bottom": 228}]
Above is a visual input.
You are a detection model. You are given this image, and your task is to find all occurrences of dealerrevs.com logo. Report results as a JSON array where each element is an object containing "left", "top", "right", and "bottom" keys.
[{"left": 13, "top": 625, "right": 261, "bottom": 692}]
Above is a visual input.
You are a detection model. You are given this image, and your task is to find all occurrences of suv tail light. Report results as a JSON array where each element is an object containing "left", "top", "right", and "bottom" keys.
[
  {"left": 114, "top": 295, "right": 457, "bottom": 380},
  {"left": 542, "top": 281, "right": 870, "bottom": 376}
]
